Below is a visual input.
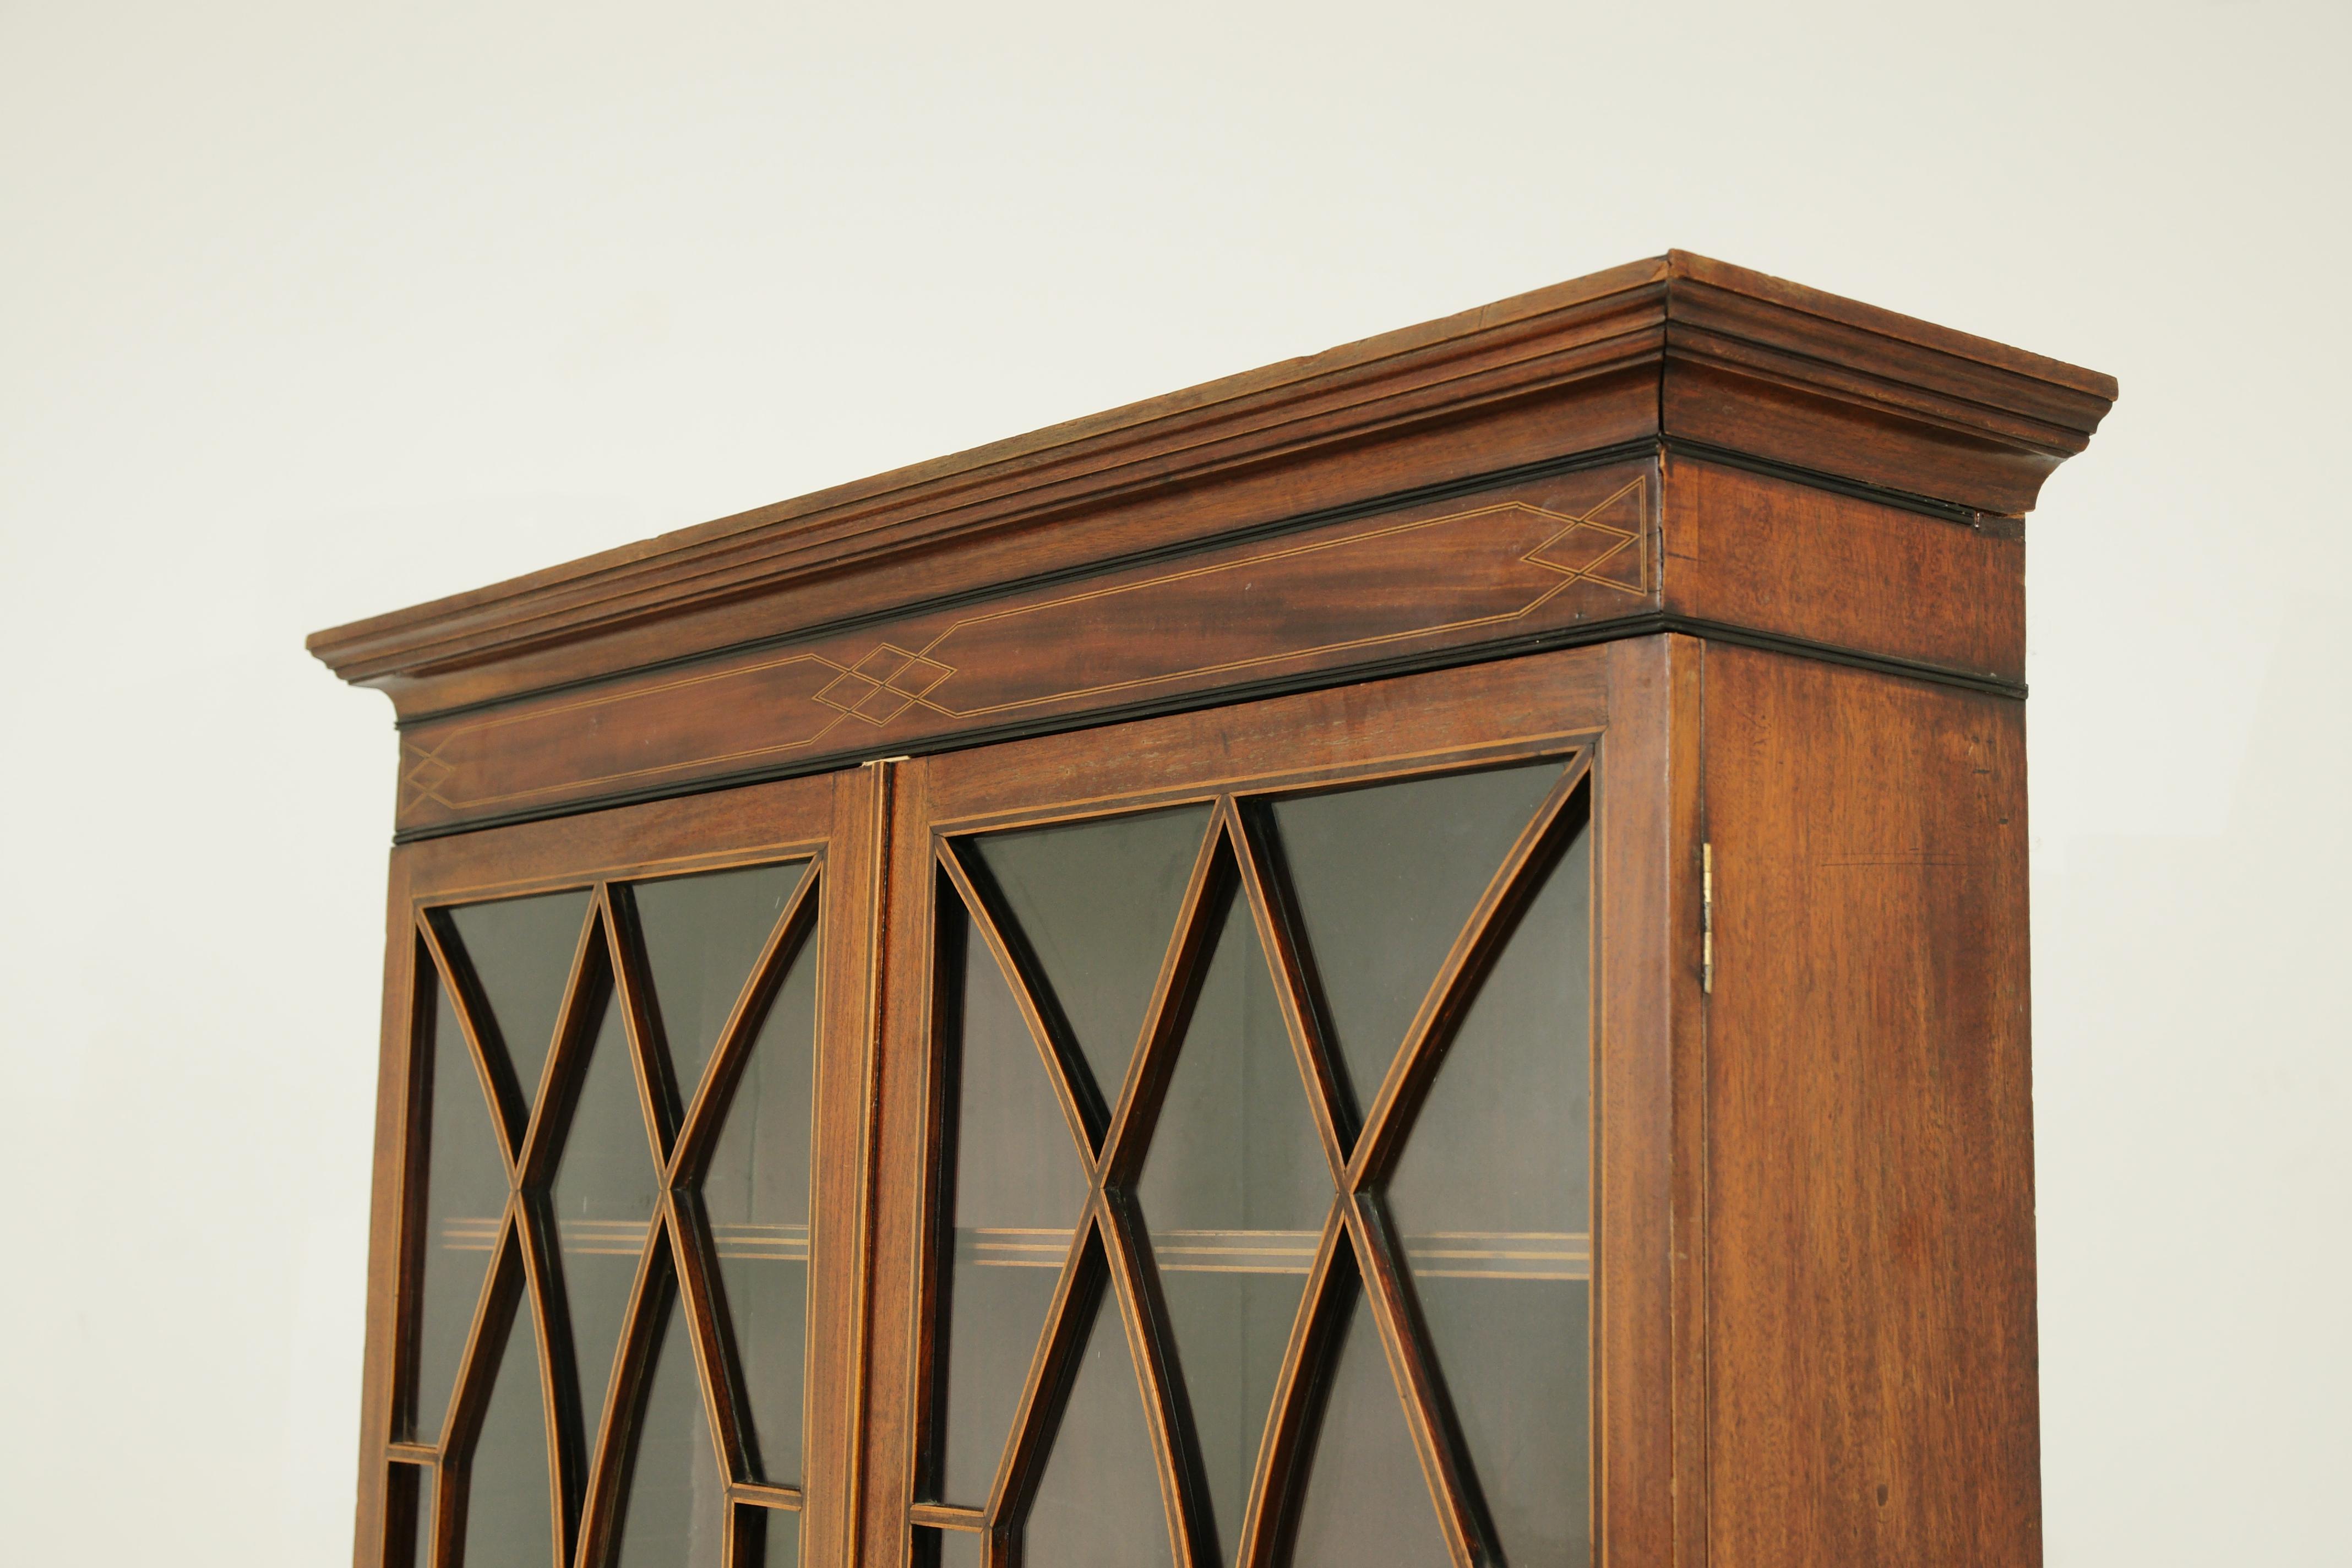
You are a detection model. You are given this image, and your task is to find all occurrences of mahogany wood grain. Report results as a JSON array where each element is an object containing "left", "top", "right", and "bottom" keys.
[
  {"left": 1659, "top": 455, "right": 2024, "bottom": 684},
  {"left": 386, "top": 460, "right": 1654, "bottom": 836},
  {"left": 862, "top": 757, "right": 941, "bottom": 1568},
  {"left": 1595, "top": 636, "right": 1696, "bottom": 1568},
  {"left": 357, "top": 771, "right": 873, "bottom": 1568},
  {"left": 1654, "top": 640, "right": 1709, "bottom": 1568},
  {"left": 374, "top": 422, "right": 2068, "bottom": 840},
  {"left": 911, "top": 652, "right": 1610, "bottom": 834},
  {"left": 353, "top": 856, "right": 418, "bottom": 1567},
  {"left": 310, "top": 253, "right": 2110, "bottom": 723},
  {"left": 868, "top": 647, "right": 1635, "bottom": 1568},
  {"left": 802, "top": 761, "right": 891, "bottom": 1568},
  {"left": 324, "top": 259, "right": 2114, "bottom": 1568},
  {"left": 1699, "top": 647, "right": 2039, "bottom": 1568}
]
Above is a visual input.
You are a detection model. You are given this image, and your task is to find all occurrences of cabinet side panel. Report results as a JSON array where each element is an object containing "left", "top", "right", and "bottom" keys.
[{"left": 1701, "top": 647, "right": 2038, "bottom": 1567}]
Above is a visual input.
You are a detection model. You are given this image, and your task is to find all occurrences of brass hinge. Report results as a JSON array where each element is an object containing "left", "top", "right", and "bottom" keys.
[{"left": 1701, "top": 841, "right": 1714, "bottom": 994}]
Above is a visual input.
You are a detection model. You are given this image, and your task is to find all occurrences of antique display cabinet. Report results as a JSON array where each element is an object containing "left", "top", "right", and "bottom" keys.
[{"left": 309, "top": 254, "right": 2116, "bottom": 1568}]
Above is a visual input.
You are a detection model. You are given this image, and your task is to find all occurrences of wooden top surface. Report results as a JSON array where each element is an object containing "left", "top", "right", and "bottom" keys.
[{"left": 309, "top": 252, "right": 2114, "bottom": 706}]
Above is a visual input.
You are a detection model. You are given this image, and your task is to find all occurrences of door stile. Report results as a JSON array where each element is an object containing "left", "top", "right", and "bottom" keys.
[
  {"left": 868, "top": 759, "right": 941, "bottom": 1568},
  {"left": 1667, "top": 638, "right": 1708, "bottom": 1568},
  {"left": 1596, "top": 634, "right": 1703, "bottom": 1568},
  {"left": 807, "top": 760, "right": 891, "bottom": 1567},
  {"left": 357, "top": 851, "right": 420, "bottom": 1568}
]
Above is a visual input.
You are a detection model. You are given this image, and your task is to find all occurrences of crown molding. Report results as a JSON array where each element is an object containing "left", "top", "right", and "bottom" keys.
[{"left": 309, "top": 252, "right": 2114, "bottom": 720}]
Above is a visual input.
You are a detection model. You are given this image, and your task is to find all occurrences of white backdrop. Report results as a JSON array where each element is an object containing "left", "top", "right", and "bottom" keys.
[{"left": 4, "top": 2, "right": 2345, "bottom": 1561}]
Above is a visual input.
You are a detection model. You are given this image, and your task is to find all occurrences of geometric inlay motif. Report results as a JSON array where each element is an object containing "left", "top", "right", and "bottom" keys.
[
  {"left": 814, "top": 643, "right": 958, "bottom": 725},
  {"left": 401, "top": 746, "right": 458, "bottom": 810},
  {"left": 1520, "top": 480, "right": 1646, "bottom": 595},
  {"left": 393, "top": 470, "right": 1651, "bottom": 830}
]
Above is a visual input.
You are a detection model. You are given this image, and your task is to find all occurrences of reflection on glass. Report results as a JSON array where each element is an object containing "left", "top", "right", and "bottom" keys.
[
  {"left": 633, "top": 861, "right": 809, "bottom": 1111},
  {"left": 1386, "top": 823, "right": 1591, "bottom": 1568},
  {"left": 741, "top": 1505, "right": 801, "bottom": 1568},
  {"left": 442, "top": 890, "right": 591, "bottom": 1117},
  {"left": 1263, "top": 761, "right": 1562, "bottom": 1133},
  {"left": 1137, "top": 894, "right": 1327, "bottom": 1566},
  {"left": 461, "top": 1297, "right": 554, "bottom": 1568},
  {"left": 389, "top": 1461, "right": 434, "bottom": 1568},
  {"left": 613, "top": 1289, "right": 727, "bottom": 1568},
  {"left": 553, "top": 997, "right": 658, "bottom": 1456},
  {"left": 929, "top": 898, "right": 1090, "bottom": 1506},
  {"left": 412, "top": 971, "right": 508, "bottom": 1444},
  {"left": 1285, "top": 1287, "right": 1449, "bottom": 1568},
  {"left": 1021, "top": 1289, "right": 1172, "bottom": 1568},
  {"left": 703, "top": 933, "right": 820, "bottom": 1485},
  {"left": 968, "top": 805, "right": 1211, "bottom": 1118}
]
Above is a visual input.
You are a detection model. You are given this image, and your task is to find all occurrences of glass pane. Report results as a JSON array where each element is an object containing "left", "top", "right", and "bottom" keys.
[
  {"left": 412, "top": 971, "right": 508, "bottom": 1444},
  {"left": 461, "top": 1299, "right": 555, "bottom": 1568},
  {"left": 1286, "top": 1288, "right": 1449, "bottom": 1568},
  {"left": 917, "top": 1527, "right": 982, "bottom": 1568},
  {"left": 389, "top": 1461, "right": 434, "bottom": 1568},
  {"left": 967, "top": 805, "right": 1211, "bottom": 1119},
  {"left": 442, "top": 889, "right": 591, "bottom": 1116},
  {"left": 1021, "top": 1291, "right": 1172, "bottom": 1568},
  {"left": 740, "top": 1505, "right": 800, "bottom": 1568},
  {"left": 1385, "top": 823, "right": 1591, "bottom": 1568},
  {"left": 613, "top": 1289, "right": 727, "bottom": 1568},
  {"left": 553, "top": 997, "right": 659, "bottom": 1456},
  {"left": 703, "top": 934, "right": 820, "bottom": 1485},
  {"left": 1136, "top": 895, "right": 1327, "bottom": 1566},
  {"left": 929, "top": 901, "right": 1090, "bottom": 1506},
  {"left": 633, "top": 861, "right": 810, "bottom": 1110},
  {"left": 1262, "top": 760, "right": 1562, "bottom": 1133}
]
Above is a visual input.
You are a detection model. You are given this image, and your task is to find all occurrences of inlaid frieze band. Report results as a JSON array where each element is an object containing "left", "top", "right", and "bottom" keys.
[{"left": 395, "top": 464, "right": 1654, "bottom": 829}]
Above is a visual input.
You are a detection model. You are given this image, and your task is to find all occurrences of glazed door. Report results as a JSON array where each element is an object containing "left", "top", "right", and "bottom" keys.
[
  {"left": 865, "top": 643, "right": 1686, "bottom": 1568},
  {"left": 357, "top": 769, "right": 887, "bottom": 1568}
]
